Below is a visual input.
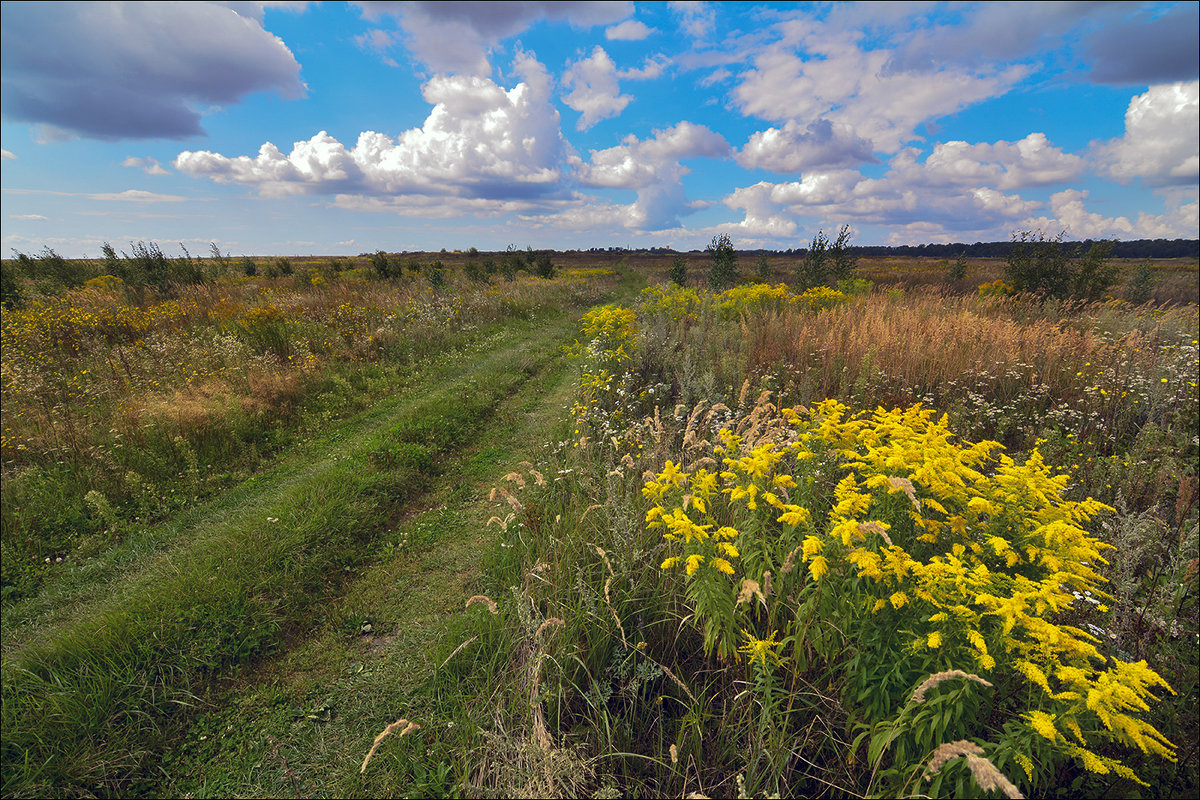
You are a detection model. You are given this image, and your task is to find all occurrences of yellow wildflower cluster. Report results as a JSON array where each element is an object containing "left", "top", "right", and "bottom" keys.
[
  {"left": 637, "top": 282, "right": 851, "bottom": 325},
  {"left": 793, "top": 285, "right": 851, "bottom": 311},
  {"left": 643, "top": 398, "right": 1176, "bottom": 783},
  {"left": 639, "top": 284, "right": 705, "bottom": 323},
  {"left": 714, "top": 283, "right": 793, "bottom": 316},
  {"left": 2, "top": 293, "right": 194, "bottom": 352},
  {"left": 568, "top": 305, "right": 639, "bottom": 443},
  {"left": 978, "top": 279, "right": 1014, "bottom": 298}
]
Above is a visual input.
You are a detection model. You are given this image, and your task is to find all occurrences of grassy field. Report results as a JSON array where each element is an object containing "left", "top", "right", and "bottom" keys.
[{"left": 1, "top": 249, "right": 1197, "bottom": 798}]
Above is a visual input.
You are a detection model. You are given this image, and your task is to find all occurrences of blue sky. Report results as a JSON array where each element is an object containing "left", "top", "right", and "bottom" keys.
[{"left": 1, "top": 1, "right": 1197, "bottom": 257}]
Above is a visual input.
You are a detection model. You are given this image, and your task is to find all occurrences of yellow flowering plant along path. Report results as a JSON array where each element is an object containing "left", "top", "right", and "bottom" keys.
[{"left": 644, "top": 396, "right": 1177, "bottom": 793}]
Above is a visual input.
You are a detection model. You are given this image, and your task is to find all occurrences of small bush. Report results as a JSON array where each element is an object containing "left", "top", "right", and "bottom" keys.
[
  {"left": 533, "top": 252, "right": 556, "bottom": 279},
  {"left": 464, "top": 259, "right": 488, "bottom": 283},
  {"left": 946, "top": 252, "right": 968, "bottom": 282},
  {"left": 1004, "top": 231, "right": 1118, "bottom": 300},
  {"left": 669, "top": 256, "right": 687, "bottom": 287},
  {"left": 371, "top": 251, "right": 403, "bottom": 280},
  {"left": 1, "top": 258, "right": 25, "bottom": 309},
  {"left": 83, "top": 275, "right": 123, "bottom": 292},
  {"left": 706, "top": 234, "right": 739, "bottom": 290},
  {"left": 978, "top": 279, "right": 1013, "bottom": 298},
  {"left": 1126, "top": 262, "right": 1155, "bottom": 305},
  {"left": 428, "top": 260, "right": 446, "bottom": 290},
  {"left": 501, "top": 247, "right": 521, "bottom": 281},
  {"left": 755, "top": 255, "right": 772, "bottom": 281},
  {"left": 798, "top": 226, "right": 856, "bottom": 288},
  {"left": 13, "top": 247, "right": 95, "bottom": 290}
]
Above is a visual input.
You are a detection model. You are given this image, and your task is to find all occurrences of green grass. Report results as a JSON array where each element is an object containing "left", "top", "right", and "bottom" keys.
[
  {"left": 0, "top": 306, "right": 592, "bottom": 797},
  {"left": 158, "top": 349, "right": 582, "bottom": 798}
]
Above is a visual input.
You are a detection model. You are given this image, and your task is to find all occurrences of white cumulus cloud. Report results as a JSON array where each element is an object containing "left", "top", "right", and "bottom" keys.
[
  {"left": 606, "top": 19, "right": 654, "bottom": 40},
  {"left": 731, "top": 14, "right": 1028, "bottom": 154},
  {"left": 574, "top": 120, "right": 730, "bottom": 228},
  {"left": 1093, "top": 81, "right": 1199, "bottom": 187},
  {"left": 561, "top": 47, "right": 668, "bottom": 130},
  {"left": 1020, "top": 188, "right": 1198, "bottom": 240},
  {"left": 175, "top": 52, "right": 572, "bottom": 201},
  {"left": 562, "top": 47, "right": 633, "bottom": 130},
  {"left": 738, "top": 119, "right": 876, "bottom": 173},
  {"left": 892, "top": 133, "right": 1085, "bottom": 190}
]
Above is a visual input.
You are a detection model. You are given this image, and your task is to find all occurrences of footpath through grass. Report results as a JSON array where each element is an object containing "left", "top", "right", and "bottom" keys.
[
  {"left": 163, "top": 336, "right": 584, "bottom": 797},
  {"left": 0, "top": 284, "right": 627, "bottom": 797}
]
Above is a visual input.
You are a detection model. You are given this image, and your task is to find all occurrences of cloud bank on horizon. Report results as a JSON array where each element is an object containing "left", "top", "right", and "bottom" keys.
[{"left": 1, "top": 0, "right": 1196, "bottom": 256}]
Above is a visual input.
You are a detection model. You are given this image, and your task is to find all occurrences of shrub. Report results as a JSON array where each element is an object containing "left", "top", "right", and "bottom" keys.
[
  {"left": 99, "top": 241, "right": 205, "bottom": 295},
  {"left": 669, "top": 256, "right": 688, "bottom": 287},
  {"left": 83, "top": 275, "right": 123, "bottom": 292},
  {"left": 1, "top": 258, "right": 25, "bottom": 309},
  {"left": 1004, "top": 231, "right": 1118, "bottom": 300},
  {"left": 501, "top": 247, "right": 521, "bottom": 281},
  {"left": 464, "top": 259, "right": 487, "bottom": 283},
  {"left": 798, "top": 230, "right": 829, "bottom": 289},
  {"left": 1125, "top": 262, "right": 1155, "bottom": 305},
  {"left": 706, "top": 234, "right": 739, "bottom": 290},
  {"left": 427, "top": 260, "right": 446, "bottom": 289},
  {"left": 978, "top": 279, "right": 1013, "bottom": 298},
  {"left": 370, "top": 251, "right": 402, "bottom": 280},
  {"left": 829, "top": 224, "right": 858, "bottom": 283},
  {"left": 756, "top": 255, "right": 772, "bottom": 282},
  {"left": 208, "top": 242, "right": 230, "bottom": 276},
  {"left": 13, "top": 247, "right": 95, "bottom": 290},
  {"left": 947, "top": 252, "right": 968, "bottom": 282},
  {"left": 533, "top": 251, "right": 556, "bottom": 279},
  {"left": 1072, "top": 240, "right": 1118, "bottom": 300},
  {"left": 798, "top": 225, "right": 857, "bottom": 289},
  {"left": 241, "top": 256, "right": 257, "bottom": 277}
]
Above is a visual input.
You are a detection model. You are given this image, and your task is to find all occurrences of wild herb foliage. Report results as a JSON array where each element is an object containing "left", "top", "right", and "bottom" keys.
[{"left": 480, "top": 280, "right": 1197, "bottom": 798}]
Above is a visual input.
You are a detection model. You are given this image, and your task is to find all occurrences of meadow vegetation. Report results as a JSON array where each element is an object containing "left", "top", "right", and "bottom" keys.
[
  {"left": 475, "top": 258, "right": 1198, "bottom": 798},
  {"left": 1, "top": 242, "right": 1196, "bottom": 798}
]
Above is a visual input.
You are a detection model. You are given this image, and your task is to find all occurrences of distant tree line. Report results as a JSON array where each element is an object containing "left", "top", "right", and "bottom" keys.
[
  {"left": 585, "top": 239, "right": 1198, "bottom": 259},
  {"left": 776, "top": 238, "right": 1198, "bottom": 259}
]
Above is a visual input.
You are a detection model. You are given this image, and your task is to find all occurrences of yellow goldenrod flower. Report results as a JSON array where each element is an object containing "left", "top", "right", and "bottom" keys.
[
  {"left": 801, "top": 535, "right": 823, "bottom": 562},
  {"left": 711, "top": 557, "right": 735, "bottom": 575},
  {"left": 1028, "top": 710, "right": 1058, "bottom": 741},
  {"left": 661, "top": 556, "right": 680, "bottom": 570},
  {"left": 809, "top": 555, "right": 829, "bottom": 581},
  {"left": 685, "top": 554, "right": 704, "bottom": 576},
  {"left": 737, "top": 629, "right": 782, "bottom": 667}
]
